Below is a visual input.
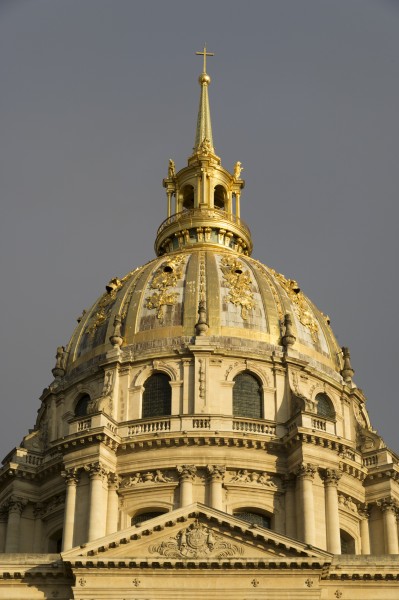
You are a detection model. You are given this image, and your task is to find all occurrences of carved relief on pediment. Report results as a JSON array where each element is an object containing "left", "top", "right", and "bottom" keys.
[{"left": 149, "top": 519, "right": 243, "bottom": 559}]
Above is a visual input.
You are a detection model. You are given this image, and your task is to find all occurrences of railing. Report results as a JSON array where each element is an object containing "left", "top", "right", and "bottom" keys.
[
  {"left": 118, "top": 415, "right": 278, "bottom": 439},
  {"left": 127, "top": 419, "right": 171, "bottom": 436},
  {"left": 156, "top": 207, "right": 251, "bottom": 239},
  {"left": 233, "top": 419, "right": 276, "bottom": 435},
  {"left": 77, "top": 418, "right": 92, "bottom": 432},
  {"left": 311, "top": 418, "right": 327, "bottom": 432},
  {"left": 363, "top": 455, "right": 378, "bottom": 467}
]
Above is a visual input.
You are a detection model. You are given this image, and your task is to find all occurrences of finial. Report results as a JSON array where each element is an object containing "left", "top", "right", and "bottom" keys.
[
  {"left": 282, "top": 313, "right": 296, "bottom": 348},
  {"left": 195, "top": 299, "right": 209, "bottom": 336},
  {"left": 196, "top": 44, "right": 214, "bottom": 74},
  {"left": 341, "top": 346, "right": 354, "bottom": 383},
  {"left": 109, "top": 315, "right": 123, "bottom": 348},
  {"left": 194, "top": 46, "right": 215, "bottom": 153},
  {"left": 52, "top": 346, "right": 66, "bottom": 379}
]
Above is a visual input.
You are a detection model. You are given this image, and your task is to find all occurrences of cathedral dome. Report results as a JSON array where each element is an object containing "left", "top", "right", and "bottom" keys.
[{"left": 65, "top": 248, "right": 342, "bottom": 382}]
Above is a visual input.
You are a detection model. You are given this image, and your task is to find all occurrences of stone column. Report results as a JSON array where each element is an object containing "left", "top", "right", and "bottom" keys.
[
  {"left": 284, "top": 477, "right": 296, "bottom": 539},
  {"left": 62, "top": 469, "right": 79, "bottom": 551},
  {"left": 177, "top": 465, "right": 196, "bottom": 507},
  {"left": 323, "top": 469, "right": 341, "bottom": 554},
  {"left": 358, "top": 507, "right": 370, "bottom": 555},
  {"left": 207, "top": 465, "right": 225, "bottom": 511},
  {"left": 33, "top": 503, "right": 44, "bottom": 552},
  {"left": 380, "top": 499, "right": 399, "bottom": 554},
  {"left": 296, "top": 464, "right": 316, "bottom": 545},
  {"left": 0, "top": 510, "right": 7, "bottom": 553},
  {"left": 5, "top": 497, "right": 25, "bottom": 552},
  {"left": 236, "top": 192, "right": 241, "bottom": 218},
  {"left": 87, "top": 463, "right": 108, "bottom": 542},
  {"left": 106, "top": 474, "right": 120, "bottom": 535}
]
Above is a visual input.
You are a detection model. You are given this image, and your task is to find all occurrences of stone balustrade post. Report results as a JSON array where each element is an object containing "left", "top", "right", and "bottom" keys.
[
  {"left": 296, "top": 464, "right": 316, "bottom": 546},
  {"left": 358, "top": 507, "right": 370, "bottom": 555},
  {"left": 323, "top": 468, "right": 341, "bottom": 554},
  {"left": 5, "top": 497, "right": 26, "bottom": 552},
  {"left": 62, "top": 468, "right": 79, "bottom": 551},
  {"left": 87, "top": 463, "right": 108, "bottom": 542},
  {"left": 106, "top": 473, "right": 120, "bottom": 535},
  {"left": 177, "top": 465, "right": 197, "bottom": 507},
  {"left": 380, "top": 499, "right": 399, "bottom": 554},
  {"left": 207, "top": 465, "right": 225, "bottom": 511}
]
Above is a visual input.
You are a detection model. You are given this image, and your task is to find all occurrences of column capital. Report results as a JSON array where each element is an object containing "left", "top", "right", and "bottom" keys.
[
  {"left": 207, "top": 465, "right": 226, "bottom": 481},
  {"left": 358, "top": 504, "right": 370, "bottom": 520},
  {"left": 322, "top": 468, "right": 342, "bottom": 487},
  {"left": 107, "top": 472, "right": 122, "bottom": 491},
  {"left": 296, "top": 463, "right": 317, "bottom": 480},
  {"left": 378, "top": 497, "right": 398, "bottom": 514},
  {"left": 85, "top": 462, "right": 108, "bottom": 481},
  {"left": 61, "top": 467, "right": 80, "bottom": 485},
  {"left": 8, "top": 496, "right": 27, "bottom": 515},
  {"left": 177, "top": 464, "right": 197, "bottom": 481}
]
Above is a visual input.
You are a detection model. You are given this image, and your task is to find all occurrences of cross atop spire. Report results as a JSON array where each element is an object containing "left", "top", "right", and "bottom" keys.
[
  {"left": 194, "top": 46, "right": 215, "bottom": 153},
  {"left": 196, "top": 44, "right": 214, "bottom": 74}
]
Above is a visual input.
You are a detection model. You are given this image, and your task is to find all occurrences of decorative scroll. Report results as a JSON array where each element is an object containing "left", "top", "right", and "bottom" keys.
[
  {"left": 220, "top": 256, "right": 256, "bottom": 319},
  {"left": 149, "top": 519, "right": 243, "bottom": 559},
  {"left": 269, "top": 268, "right": 319, "bottom": 341},
  {"left": 145, "top": 255, "right": 186, "bottom": 323}
]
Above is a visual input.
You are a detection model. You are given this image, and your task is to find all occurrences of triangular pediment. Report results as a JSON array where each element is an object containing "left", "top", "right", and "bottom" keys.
[{"left": 62, "top": 503, "right": 331, "bottom": 566}]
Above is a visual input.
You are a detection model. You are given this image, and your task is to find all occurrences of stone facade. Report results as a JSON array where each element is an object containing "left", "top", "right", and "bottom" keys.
[{"left": 1, "top": 54, "right": 399, "bottom": 598}]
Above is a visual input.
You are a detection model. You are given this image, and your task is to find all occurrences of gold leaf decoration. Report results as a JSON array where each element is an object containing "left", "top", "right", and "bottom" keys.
[
  {"left": 269, "top": 268, "right": 319, "bottom": 341},
  {"left": 145, "top": 255, "right": 186, "bottom": 323},
  {"left": 220, "top": 256, "right": 256, "bottom": 320}
]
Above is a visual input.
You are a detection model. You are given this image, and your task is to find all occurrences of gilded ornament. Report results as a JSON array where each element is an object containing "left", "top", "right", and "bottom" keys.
[
  {"left": 220, "top": 256, "right": 256, "bottom": 319},
  {"left": 269, "top": 268, "right": 319, "bottom": 342},
  {"left": 149, "top": 519, "right": 243, "bottom": 559},
  {"left": 145, "top": 255, "right": 186, "bottom": 323}
]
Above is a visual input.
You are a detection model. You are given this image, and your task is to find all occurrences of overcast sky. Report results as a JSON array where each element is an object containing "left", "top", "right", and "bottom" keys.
[{"left": 1, "top": 0, "right": 399, "bottom": 459}]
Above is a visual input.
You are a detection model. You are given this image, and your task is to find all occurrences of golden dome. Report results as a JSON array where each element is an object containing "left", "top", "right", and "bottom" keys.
[{"left": 64, "top": 248, "right": 342, "bottom": 381}]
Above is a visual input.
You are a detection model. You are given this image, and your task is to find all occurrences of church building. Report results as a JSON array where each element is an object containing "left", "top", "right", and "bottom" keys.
[{"left": 1, "top": 49, "right": 399, "bottom": 599}]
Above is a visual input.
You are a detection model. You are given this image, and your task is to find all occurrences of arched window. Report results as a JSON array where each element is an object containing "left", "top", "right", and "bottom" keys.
[
  {"left": 75, "top": 394, "right": 91, "bottom": 417},
  {"left": 340, "top": 529, "right": 356, "bottom": 554},
  {"left": 233, "top": 372, "right": 262, "bottom": 419},
  {"left": 142, "top": 373, "right": 171, "bottom": 418},
  {"left": 182, "top": 185, "right": 194, "bottom": 210},
  {"left": 316, "top": 393, "right": 335, "bottom": 419},
  {"left": 214, "top": 185, "right": 226, "bottom": 210},
  {"left": 234, "top": 510, "right": 271, "bottom": 529},
  {"left": 131, "top": 510, "right": 166, "bottom": 526}
]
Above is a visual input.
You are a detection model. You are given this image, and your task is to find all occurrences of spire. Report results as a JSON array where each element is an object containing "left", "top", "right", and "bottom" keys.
[{"left": 194, "top": 45, "right": 215, "bottom": 152}]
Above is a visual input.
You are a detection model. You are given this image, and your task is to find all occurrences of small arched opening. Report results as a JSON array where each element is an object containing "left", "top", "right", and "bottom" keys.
[
  {"left": 131, "top": 509, "right": 168, "bottom": 526},
  {"left": 316, "top": 393, "right": 335, "bottom": 419},
  {"left": 142, "top": 373, "right": 172, "bottom": 418},
  {"left": 182, "top": 185, "right": 195, "bottom": 210},
  {"left": 74, "top": 394, "right": 91, "bottom": 417},
  {"left": 234, "top": 509, "right": 271, "bottom": 530},
  {"left": 340, "top": 529, "right": 356, "bottom": 554},
  {"left": 233, "top": 372, "right": 263, "bottom": 419},
  {"left": 214, "top": 185, "right": 226, "bottom": 210}
]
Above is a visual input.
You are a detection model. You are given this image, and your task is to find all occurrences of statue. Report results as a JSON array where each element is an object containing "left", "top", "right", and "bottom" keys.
[
  {"left": 234, "top": 161, "right": 243, "bottom": 179},
  {"left": 168, "top": 159, "right": 176, "bottom": 178}
]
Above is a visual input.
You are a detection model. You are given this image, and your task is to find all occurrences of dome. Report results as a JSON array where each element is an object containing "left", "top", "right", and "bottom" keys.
[{"left": 65, "top": 249, "right": 342, "bottom": 382}]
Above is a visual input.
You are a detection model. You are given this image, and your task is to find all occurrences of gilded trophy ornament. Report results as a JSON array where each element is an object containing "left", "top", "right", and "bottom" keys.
[{"left": 220, "top": 256, "right": 256, "bottom": 319}]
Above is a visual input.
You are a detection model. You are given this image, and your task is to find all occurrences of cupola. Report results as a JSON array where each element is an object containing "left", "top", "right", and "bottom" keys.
[{"left": 155, "top": 46, "right": 252, "bottom": 256}]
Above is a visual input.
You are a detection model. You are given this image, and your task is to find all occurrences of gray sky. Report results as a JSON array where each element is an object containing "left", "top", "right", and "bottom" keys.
[{"left": 1, "top": 0, "right": 399, "bottom": 459}]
